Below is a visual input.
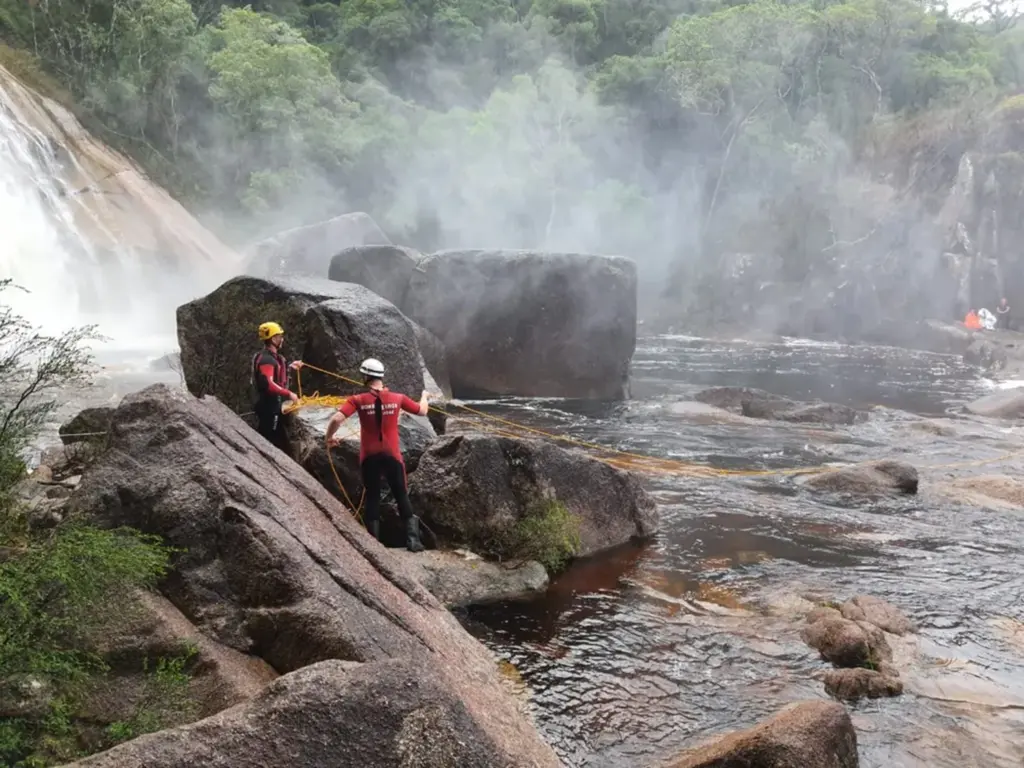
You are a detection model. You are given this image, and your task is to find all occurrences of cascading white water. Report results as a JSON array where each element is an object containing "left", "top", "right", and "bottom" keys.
[
  {"left": 0, "top": 72, "right": 234, "bottom": 357},
  {"left": 0, "top": 96, "right": 100, "bottom": 335}
]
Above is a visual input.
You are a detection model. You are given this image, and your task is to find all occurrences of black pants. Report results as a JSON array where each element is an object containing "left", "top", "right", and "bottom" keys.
[
  {"left": 361, "top": 454, "right": 415, "bottom": 524},
  {"left": 254, "top": 397, "right": 287, "bottom": 451}
]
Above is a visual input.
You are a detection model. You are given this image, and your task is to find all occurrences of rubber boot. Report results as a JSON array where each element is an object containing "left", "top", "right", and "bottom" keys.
[
  {"left": 406, "top": 516, "right": 425, "bottom": 553},
  {"left": 366, "top": 519, "right": 380, "bottom": 542}
]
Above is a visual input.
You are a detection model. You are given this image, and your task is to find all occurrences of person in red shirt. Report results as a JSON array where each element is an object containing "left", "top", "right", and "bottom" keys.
[
  {"left": 251, "top": 321, "right": 303, "bottom": 450},
  {"left": 325, "top": 357, "right": 430, "bottom": 550}
]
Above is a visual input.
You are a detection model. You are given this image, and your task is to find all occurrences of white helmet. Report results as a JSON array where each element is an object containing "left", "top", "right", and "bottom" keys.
[{"left": 359, "top": 358, "right": 385, "bottom": 378}]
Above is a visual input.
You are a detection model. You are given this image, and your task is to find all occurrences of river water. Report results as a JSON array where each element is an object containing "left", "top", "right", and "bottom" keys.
[{"left": 457, "top": 335, "right": 1024, "bottom": 768}]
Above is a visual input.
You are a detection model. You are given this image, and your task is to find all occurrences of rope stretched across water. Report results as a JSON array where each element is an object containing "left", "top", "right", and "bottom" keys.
[{"left": 285, "top": 362, "right": 1024, "bottom": 499}]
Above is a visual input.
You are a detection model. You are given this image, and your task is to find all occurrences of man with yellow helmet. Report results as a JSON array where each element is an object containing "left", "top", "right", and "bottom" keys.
[{"left": 252, "top": 321, "right": 303, "bottom": 450}]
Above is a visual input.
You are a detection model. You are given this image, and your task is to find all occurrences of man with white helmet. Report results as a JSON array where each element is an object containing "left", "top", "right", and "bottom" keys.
[
  {"left": 325, "top": 357, "right": 430, "bottom": 551},
  {"left": 252, "top": 321, "right": 303, "bottom": 450}
]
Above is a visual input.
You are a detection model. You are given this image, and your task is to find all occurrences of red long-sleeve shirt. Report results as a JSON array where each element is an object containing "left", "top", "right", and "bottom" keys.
[{"left": 252, "top": 349, "right": 292, "bottom": 398}]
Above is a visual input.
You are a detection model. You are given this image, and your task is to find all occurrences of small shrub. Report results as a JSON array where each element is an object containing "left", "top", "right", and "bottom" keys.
[{"left": 504, "top": 499, "right": 582, "bottom": 574}]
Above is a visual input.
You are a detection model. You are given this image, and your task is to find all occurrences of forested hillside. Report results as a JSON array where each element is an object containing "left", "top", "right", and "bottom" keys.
[{"left": 2, "top": 0, "right": 1023, "bottom": 328}]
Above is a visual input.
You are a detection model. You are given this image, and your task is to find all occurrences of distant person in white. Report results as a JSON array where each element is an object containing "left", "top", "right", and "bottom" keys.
[{"left": 978, "top": 306, "right": 997, "bottom": 330}]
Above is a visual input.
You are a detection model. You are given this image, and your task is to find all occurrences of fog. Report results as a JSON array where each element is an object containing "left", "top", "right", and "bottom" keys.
[{"left": 4, "top": 0, "right": 1024, "bottom": 349}]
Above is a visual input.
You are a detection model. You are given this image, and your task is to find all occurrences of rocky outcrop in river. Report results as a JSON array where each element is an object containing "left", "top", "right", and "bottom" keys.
[
  {"left": 801, "top": 596, "right": 913, "bottom": 702},
  {"left": 328, "top": 243, "right": 423, "bottom": 310},
  {"left": 694, "top": 387, "right": 863, "bottom": 426},
  {"left": 177, "top": 275, "right": 431, "bottom": 413},
  {"left": 66, "top": 384, "right": 562, "bottom": 766},
  {"left": 802, "top": 460, "right": 919, "bottom": 496},
  {"left": 408, "top": 433, "right": 658, "bottom": 561}
]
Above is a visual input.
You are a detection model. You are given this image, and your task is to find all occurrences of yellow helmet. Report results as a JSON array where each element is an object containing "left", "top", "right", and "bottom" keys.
[{"left": 258, "top": 321, "right": 284, "bottom": 341}]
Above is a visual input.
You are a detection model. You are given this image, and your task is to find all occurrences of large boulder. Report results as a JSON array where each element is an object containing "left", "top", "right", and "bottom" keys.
[
  {"left": 403, "top": 250, "right": 637, "bottom": 399},
  {"left": 328, "top": 244, "right": 422, "bottom": 310},
  {"left": 176, "top": 276, "right": 425, "bottom": 414},
  {"left": 408, "top": 434, "right": 658, "bottom": 559},
  {"left": 662, "top": 700, "right": 858, "bottom": 768},
  {"left": 63, "top": 659, "right": 551, "bottom": 768},
  {"left": 246, "top": 212, "right": 390, "bottom": 278},
  {"left": 965, "top": 386, "right": 1024, "bottom": 419},
  {"left": 67, "top": 385, "right": 561, "bottom": 767}
]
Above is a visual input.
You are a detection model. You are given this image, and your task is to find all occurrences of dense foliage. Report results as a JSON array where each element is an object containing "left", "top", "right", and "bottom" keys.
[{"left": 1, "top": 0, "right": 1023, "bottom": 308}]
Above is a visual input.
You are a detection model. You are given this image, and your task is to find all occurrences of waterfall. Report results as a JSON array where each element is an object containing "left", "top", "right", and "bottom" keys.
[{"left": 0, "top": 67, "right": 238, "bottom": 354}]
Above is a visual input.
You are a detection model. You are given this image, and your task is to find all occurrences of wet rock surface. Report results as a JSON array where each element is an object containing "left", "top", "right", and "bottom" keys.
[
  {"left": 67, "top": 384, "right": 561, "bottom": 766},
  {"left": 403, "top": 250, "right": 637, "bottom": 399},
  {"left": 176, "top": 275, "right": 425, "bottom": 413},
  {"left": 408, "top": 433, "right": 658, "bottom": 560},
  {"left": 801, "top": 460, "right": 919, "bottom": 495},
  {"left": 390, "top": 549, "right": 549, "bottom": 608},
  {"left": 63, "top": 659, "right": 548, "bottom": 768},
  {"left": 661, "top": 700, "right": 859, "bottom": 768},
  {"left": 822, "top": 668, "right": 904, "bottom": 701}
]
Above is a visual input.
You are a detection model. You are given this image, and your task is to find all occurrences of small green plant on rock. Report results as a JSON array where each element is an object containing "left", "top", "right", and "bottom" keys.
[{"left": 506, "top": 498, "right": 582, "bottom": 574}]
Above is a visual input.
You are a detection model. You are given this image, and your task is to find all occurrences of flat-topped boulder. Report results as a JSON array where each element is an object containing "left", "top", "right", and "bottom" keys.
[
  {"left": 403, "top": 250, "right": 637, "bottom": 399},
  {"left": 246, "top": 212, "right": 390, "bottom": 278},
  {"left": 67, "top": 384, "right": 561, "bottom": 766},
  {"left": 176, "top": 275, "right": 425, "bottom": 413}
]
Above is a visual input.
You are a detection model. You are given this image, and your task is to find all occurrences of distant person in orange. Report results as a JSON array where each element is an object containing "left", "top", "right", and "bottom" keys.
[{"left": 964, "top": 309, "right": 983, "bottom": 330}]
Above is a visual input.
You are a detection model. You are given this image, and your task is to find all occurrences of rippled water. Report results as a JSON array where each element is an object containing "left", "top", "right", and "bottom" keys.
[{"left": 457, "top": 336, "right": 1024, "bottom": 768}]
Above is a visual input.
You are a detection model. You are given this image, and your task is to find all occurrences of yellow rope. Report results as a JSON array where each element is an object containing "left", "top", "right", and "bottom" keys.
[{"left": 280, "top": 362, "right": 1024, "bottom": 493}]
